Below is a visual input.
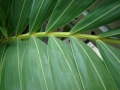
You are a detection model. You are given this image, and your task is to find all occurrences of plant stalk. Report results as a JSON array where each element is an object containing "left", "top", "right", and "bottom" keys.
[{"left": 1, "top": 32, "right": 120, "bottom": 44}]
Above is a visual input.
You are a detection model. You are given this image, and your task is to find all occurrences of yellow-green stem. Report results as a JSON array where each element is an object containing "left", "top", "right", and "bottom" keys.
[{"left": 1, "top": 32, "right": 120, "bottom": 44}]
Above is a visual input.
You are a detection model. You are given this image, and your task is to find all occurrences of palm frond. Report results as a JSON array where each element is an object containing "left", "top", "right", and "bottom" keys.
[{"left": 0, "top": 0, "right": 120, "bottom": 90}]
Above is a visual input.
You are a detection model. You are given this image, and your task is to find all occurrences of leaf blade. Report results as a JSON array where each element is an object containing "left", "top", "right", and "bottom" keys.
[
  {"left": 47, "top": 36, "right": 83, "bottom": 90},
  {"left": 29, "top": 0, "right": 57, "bottom": 33},
  {"left": 70, "top": 37, "right": 117, "bottom": 90},
  {"left": 46, "top": 0, "right": 96, "bottom": 32},
  {"left": 97, "top": 40, "right": 120, "bottom": 89},
  {"left": 0, "top": 39, "right": 26, "bottom": 90},
  {"left": 11, "top": 0, "right": 33, "bottom": 35},
  {"left": 0, "top": 42, "right": 8, "bottom": 84},
  {"left": 99, "top": 26, "right": 120, "bottom": 38},
  {"left": 22, "top": 36, "right": 53, "bottom": 90},
  {"left": 0, "top": 26, "right": 7, "bottom": 38},
  {"left": 0, "top": 7, "right": 5, "bottom": 26},
  {"left": 70, "top": 0, "right": 120, "bottom": 33}
]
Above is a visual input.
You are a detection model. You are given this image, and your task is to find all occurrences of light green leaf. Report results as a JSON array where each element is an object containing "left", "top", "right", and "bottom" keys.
[
  {"left": 22, "top": 36, "right": 53, "bottom": 90},
  {"left": 70, "top": 37, "right": 117, "bottom": 90},
  {"left": 0, "top": 26, "right": 7, "bottom": 38},
  {"left": 29, "top": 0, "right": 57, "bottom": 33},
  {"left": 11, "top": 0, "right": 33, "bottom": 35},
  {"left": 46, "top": 0, "right": 96, "bottom": 32},
  {"left": 70, "top": 0, "right": 120, "bottom": 33},
  {"left": 97, "top": 40, "right": 120, "bottom": 89},
  {"left": 99, "top": 26, "right": 120, "bottom": 38},
  {"left": 0, "top": 39, "right": 26, "bottom": 90},
  {"left": 47, "top": 36, "right": 83, "bottom": 90}
]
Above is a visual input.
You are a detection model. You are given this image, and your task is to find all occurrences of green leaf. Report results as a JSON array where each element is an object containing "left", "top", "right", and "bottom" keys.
[
  {"left": 0, "top": 42, "right": 8, "bottom": 64},
  {"left": 0, "top": 42, "right": 8, "bottom": 83},
  {"left": 70, "top": 37, "right": 117, "bottom": 90},
  {"left": 70, "top": 0, "right": 120, "bottom": 33},
  {"left": 0, "top": 39, "right": 26, "bottom": 90},
  {"left": 22, "top": 36, "right": 53, "bottom": 90},
  {"left": 99, "top": 26, "right": 120, "bottom": 38},
  {"left": 97, "top": 40, "right": 120, "bottom": 89},
  {"left": 6, "top": 8, "right": 14, "bottom": 37},
  {"left": 0, "top": 0, "right": 120, "bottom": 89},
  {"left": 6, "top": 17, "right": 13, "bottom": 37},
  {"left": 47, "top": 36, "right": 83, "bottom": 90},
  {"left": 0, "top": 26, "right": 7, "bottom": 38},
  {"left": 29, "top": 0, "right": 57, "bottom": 33},
  {"left": 11, "top": 0, "right": 33, "bottom": 35},
  {"left": 46, "top": 0, "right": 96, "bottom": 32}
]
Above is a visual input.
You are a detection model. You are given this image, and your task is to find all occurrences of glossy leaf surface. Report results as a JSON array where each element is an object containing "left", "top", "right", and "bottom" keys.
[
  {"left": 11, "top": 0, "right": 32, "bottom": 35},
  {"left": 70, "top": 37, "right": 117, "bottom": 90},
  {"left": 46, "top": 0, "right": 96, "bottom": 32},
  {"left": 70, "top": 0, "right": 120, "bottom": 33},
  {"left": 97, "top": 40, "right": 120, "bottom": 89},
  {"left": 48, "top": 36, "right": 83, "bottom": 90},
  {"left": 29, "top": 0, "right": 57, "bottom": 33}
]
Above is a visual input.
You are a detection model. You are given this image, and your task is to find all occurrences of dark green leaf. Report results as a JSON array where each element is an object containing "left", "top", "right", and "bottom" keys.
[
  {"left": 29, "top": 0, "right": 57, "bottom": 33},
  {"left": 5, "top": 5, "right": 15, "bottom": 37},
  {"left": 5, "top": 2, "right": 13, "bottom": 37},
  {"left": 70, "top": 37, "right": 117, "bottom": 90},
  {"left": 99, "top": 26, "right": 120, "bottom": 38},
  {"left": 46, "top": 0, "right": 96, "bottom": 32},
  {"left": 47, "top": 36, "right": 83, "bottom": 90},
  {"left": 0, "top": 31, "right": 3, "bottom": 40},
  {"left": 97, "top": 40, "right": 120, "bottom": 89},
  {"left": 11, "top": 0, "right": 33, "bottom": 35},
  {"left": 70, "top": 0, "right": 120, "bottom": 33},
  {"left": 0, "top": 7, "right": 5, "bottom": 26},
  {"left": 0, "top": 0, "right": 10, "bottom": 15}
]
